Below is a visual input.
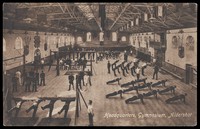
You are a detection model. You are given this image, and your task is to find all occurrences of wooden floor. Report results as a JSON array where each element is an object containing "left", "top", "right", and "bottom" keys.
[{"left": 9, "top": 54, "right": 197, "bottom": 126}]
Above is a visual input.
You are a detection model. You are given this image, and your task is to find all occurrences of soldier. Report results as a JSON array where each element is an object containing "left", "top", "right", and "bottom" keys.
[
  {"left": 76, "top": 74, "right": 82, "bottom": 90},
  {"left": 87, "top": 100, "right": 94, "bottom": 126},
  {"left": 41, "top": 98, "right": 57, "bottom": 118},
  {"left": 58, "top": 99, "right": 72, "bottom": 118},
  {"left": 35, "top": 70, "right": 40, "bottom": 86},
  {"left": 153, "top": 65, "right": 159, "bottom": 80},
  {"left": 25, "top": 76, "right": 31, "bottom": 92},
  {"left": 26, "top": 99, "right": 43, "bottom": 117},
  {"left": 107, "top": 61, "right": 111, "bottom": 74},
  {"left": 106, "top": 78, "right": 122, "bottom": 85},
  {"left": 32, "top": 73, "right": 37, "bottom": 92},
  {"left": 40, "top": 71, "right": 45, "bottom": 86},
  {"left": 79, "top": 71, "right": 85, "bottom": 86},
  {"left": 68, "top": 73, "right": 74, "bottom": 91},
  {"left": 165, "top": 93, "right": 187, "bottom": 104},
  {"left": 159, "top": 86, "right": 176, "bottom": 95}
]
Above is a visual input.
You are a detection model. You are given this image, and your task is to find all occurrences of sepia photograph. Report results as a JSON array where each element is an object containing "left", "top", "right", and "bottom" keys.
[{"left": 2, "top": 3, "right": 197, "bottom": 126}]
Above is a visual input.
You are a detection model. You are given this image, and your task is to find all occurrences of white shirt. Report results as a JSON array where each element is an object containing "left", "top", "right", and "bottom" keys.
[
  {"left": 136, "top": 68, "right": 140, "bottom": 74},
  {"left": 133, "top": 58, "right": 137, "bottom": 63},
  {"left": 142, "top": 63, "right": 147, "bottom": 67},
  {"left": 87, "top": 105, "right": 93, "bottom": 114},
  {"left": 41, "top": 60, "right": 44, "bottom": 64},
  {"left": 59, "top": 60, "right": 63, "bottom": 64},
  {"left": 16, "top": 101, "right": 22, "bottom": 108},
  {"left": 16, "top": 71, "right": 21, "bottom": 78}
]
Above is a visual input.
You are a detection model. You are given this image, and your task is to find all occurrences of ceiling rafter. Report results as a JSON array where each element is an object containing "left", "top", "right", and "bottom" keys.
[{"left": 109, "top": 3, "right": 131, "bottom": 30}]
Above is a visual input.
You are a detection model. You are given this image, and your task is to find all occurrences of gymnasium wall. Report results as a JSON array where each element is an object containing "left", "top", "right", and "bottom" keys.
[
  {"left": 3, "top": 29, "right": 74, "bottom": 70},
  {"left": 165, "top": 27, "right": 197, "bottom": 70},
  {"left": 130, "top": 32, "right": 156, "bottom": 58}
]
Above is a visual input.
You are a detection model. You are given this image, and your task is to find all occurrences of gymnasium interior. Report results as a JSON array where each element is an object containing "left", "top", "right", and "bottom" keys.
[{"left": 3, "top": 3, "right": 197, "bottom": 126}]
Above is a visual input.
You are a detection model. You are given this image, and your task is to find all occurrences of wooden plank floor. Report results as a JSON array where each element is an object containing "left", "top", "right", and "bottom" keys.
[{"left": 10, "top": 54, "right": 197, "bottom": 126}]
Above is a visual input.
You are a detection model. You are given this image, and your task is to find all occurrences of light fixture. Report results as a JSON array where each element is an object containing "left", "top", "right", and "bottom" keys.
[
  {"left": 149, "top": 16, "right": 156, "bottom": 23},
  {"left": 149, "top": 7, "right": 156, "bottom": 23}
]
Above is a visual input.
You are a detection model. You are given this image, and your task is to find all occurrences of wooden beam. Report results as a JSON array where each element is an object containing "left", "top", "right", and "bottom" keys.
[
  {"left": 167, "top": 17, "right": 183, "bottom": 27},
  {"left": 109, "top": 3, "right": 131, "bottom": 30},
  {"left": 58, "top": 3, "right": 65, "bottom": 13}
]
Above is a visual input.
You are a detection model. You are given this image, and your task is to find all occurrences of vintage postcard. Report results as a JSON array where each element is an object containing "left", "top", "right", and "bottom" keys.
[{"left": 3, "top": 3, "right": 197, "bottom": 126}]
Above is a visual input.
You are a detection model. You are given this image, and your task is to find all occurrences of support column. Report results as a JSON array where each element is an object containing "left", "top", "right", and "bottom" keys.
[{"left": 56, "top": 52, "right": 60, "bottom": 76}]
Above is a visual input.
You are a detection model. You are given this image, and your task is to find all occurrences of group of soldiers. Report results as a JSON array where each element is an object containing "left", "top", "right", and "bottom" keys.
[
  {"left": 105, "top": 52, "right": 187, "bottom": 104},
  {"left": 107, "top": 56, "right": 160, "bottom": 81},
  {"left": 105, "top": 76, "right": 187, "bottom": 104},
  {"left": 12, "top": 69, "right": 46, "bottom": 93},
  {"left": 8, "top": 97, "right": 75, "bottom": 118},
  {"left": 68, "top": 70, "right": 92, "bottom": 91},
  {"left": 24, "top": 70, "right": 46, "bottom": 92}
]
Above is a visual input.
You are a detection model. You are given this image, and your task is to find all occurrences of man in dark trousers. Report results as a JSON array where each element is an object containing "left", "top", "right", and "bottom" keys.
[
  {"left": 76, "top": 74, "right": 82, "bottom": 90},
  {"left": 79, "top": 71, "right": 85, "bottom": 86},
  {"left": 25, "top": 76, "right": 31, "bottom": 92},
  {"left": 107, "top": 61, "right": 111, "bottom": 74},
  {"left": 58, "top": 99, "right": 72, "bottom": 118},
  {"left": 32, "top": 73, "right": 38, "bottom": 92},
  {"left": 26, "top": 99, "right": 43, "bottom": 117},
  {"left": 41, "top": 98, "right": 57, "bottom": 118},
  {"left": 153, "top": 65, "right": 159, "bottom": 80},
  {"left": 40, "top": 71, "right": 46, "bottom": 86},
  {"left": 87, "top": 100, "right": 94, "bottom": 126},
  {"left": 68, "top": 73, "right": 74, "bottom": 91},
  {"left": 130, "top": 65, "right": 135, "bottom": 76},
  {"left": 35, "top": 70, "right": 40, "bottom": 86}
]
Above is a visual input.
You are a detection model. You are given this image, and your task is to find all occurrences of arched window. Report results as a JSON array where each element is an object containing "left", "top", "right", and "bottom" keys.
[
  {"left": 61, "top": 36, "right": 65, "bottom": 46},
  {"left": 58, "top": 36, "right": 61, "bottom": 46},
  {"left": 15, "top": 36, "right": 23, "bottom": 49},
  {"left": 121, "top": 36, "right": 126, "bottom": 41},
  {"left": 34, "top": 49, "right": 41, "bottom": 65},
  {"left": 77, "top": 36, "right": 83, "bottom": 43},
  {"left": 112, "top": 32, "right": 117, "bottom": 41},
  {"left": 186, "top": 36, "right": 194, "bottom": 51},
  {"left": 87, "top": 32, "right": 91, "bottom": 42},
  {"left": 44, "top": 36, "right": 48, "bottom": 51},
  {"left": 71, "top": 36, "right": 75, "bottom": 45},
  {"left": 99, "top": 32, "right": 104, "bottom": 41},
  {"left": 172, "top": 36, "right": 178, "bottom": 49},
  {"left": 66, "top": 34, "right": 70, "bottom": 45},
  {"left": 3, "top": 37, "right": 6, "bottom": 52}
]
